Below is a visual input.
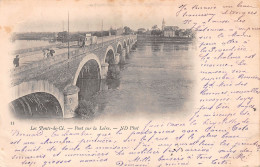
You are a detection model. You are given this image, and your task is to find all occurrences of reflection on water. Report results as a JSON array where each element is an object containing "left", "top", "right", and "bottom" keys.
[
  {"left": 107, "top": 64, "right": 121, "bottom": 79},
  {"left": 76, "top": 79, "right": 100, "bottom": 119},
  {"left": 77, "top": 40, "right": 195, "bottom": 119},
  {"left": 76, "top": 63, "right": 121, "bottom": 119},
  {"left": 10, "top": 40, "right": 195, "bottom": 120},
  {"left": 10, "top": 93, "right": 63, "bottom": 118},
  {"left": 76, "top": 78, "right": 122, "bottom": 119}
]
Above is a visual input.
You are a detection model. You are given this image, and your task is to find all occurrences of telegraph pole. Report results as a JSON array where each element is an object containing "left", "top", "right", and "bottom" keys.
[
  {"left": 102, "top": 19, "right": 103, "bottom": 46},
  {"left": 115, "top": 25, "right": 117, "bottom": 42},
  {"left": 68, "top": 11, "right": 70, "bottom": 60}
]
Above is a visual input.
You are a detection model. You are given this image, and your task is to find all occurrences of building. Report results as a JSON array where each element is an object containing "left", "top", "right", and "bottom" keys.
[
  {"left": 161, "top": 19, "right": 179, "bottom": 37},
  {"left": 162, "top": 18, "right": 165, "bottom": 31},
  {"left": 137, "top": 28, "right": 146, "bottom": 34},
  {"left": 163, "top": 26, "right": 179, "bottom": 37},
  {"left": 145, "top": 30, "right": 152, "bottom": 35},
  {"left": 164, "top": 26, "right": 174, "bottom": 37}
]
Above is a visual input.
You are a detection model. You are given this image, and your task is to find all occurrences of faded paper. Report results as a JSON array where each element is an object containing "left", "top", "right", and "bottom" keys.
[{"left": 0, "top": 0, "right": 259, "bottom": 167}]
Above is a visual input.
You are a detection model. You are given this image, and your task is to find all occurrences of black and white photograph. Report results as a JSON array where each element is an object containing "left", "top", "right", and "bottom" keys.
[
  {"left": 8, "top": 3, "right": 196, "bottom": 120},
  {"left": 0, "top": 0, "right": 259, "bottom": 167}
]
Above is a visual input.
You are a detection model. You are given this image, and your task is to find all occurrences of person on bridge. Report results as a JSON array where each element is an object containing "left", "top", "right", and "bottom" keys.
[
  {"left": 13, "top": 55, "right": 20, "bottom": 68},
  {"left": 42, "top": 49, "right": 48, "bottom": 58},
  {"left": 49, "top": 49, "right": 55, "bottom": 56},
  {"left": 81, "top": 39, "right": 85, "bottom": 48}
]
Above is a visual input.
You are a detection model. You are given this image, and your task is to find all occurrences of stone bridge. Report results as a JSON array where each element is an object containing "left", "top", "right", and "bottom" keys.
[{"left": 10, "top": 35, "right": 137, "bottom": 118}]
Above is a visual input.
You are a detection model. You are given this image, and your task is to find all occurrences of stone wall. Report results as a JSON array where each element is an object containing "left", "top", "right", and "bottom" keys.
[
  {"left": 9, "top": 35, "right": 137, "bottom": 118},
  {"left": 11, "top": 35, "right": 137, "bottom": 89}
]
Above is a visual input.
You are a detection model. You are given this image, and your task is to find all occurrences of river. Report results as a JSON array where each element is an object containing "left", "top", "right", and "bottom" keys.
[
  {"left": 13, "top": 40, "right": 60, "bottom": 50},
  {"left": 76, "top": 39, "right": 196, "bottom": 120},
  {"left": 10, "top": 39, "right": 196, "bottom": 120}
]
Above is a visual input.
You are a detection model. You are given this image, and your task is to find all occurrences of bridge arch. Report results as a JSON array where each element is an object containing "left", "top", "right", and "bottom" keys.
[
  {"left": 10, "top": 80, "right": 65, "bottom": 117},
  {"left": 104, "top": 45, "right": 115, "bottom": 64},
  {"left": 73, "top": 53, "right": 102, "bottom": 85},
  {"left": 116, "top": 42, "right": 123, "bottom": 54}
]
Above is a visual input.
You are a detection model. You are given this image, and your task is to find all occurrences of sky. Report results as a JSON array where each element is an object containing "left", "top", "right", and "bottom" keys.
[{"left": 1, "top": 0, "right": 189, "bottom": 33}]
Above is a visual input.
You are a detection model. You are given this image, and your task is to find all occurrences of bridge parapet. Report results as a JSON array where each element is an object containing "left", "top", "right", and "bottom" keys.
[
  {"left": 9, "top": 35, "right": 137, "bottom": 118},
  {"left": 11, "top": 35, "right": 137, "bottom": 82},
  {"left": 13, "top": 35, "right": 130, "bottom": 55}
]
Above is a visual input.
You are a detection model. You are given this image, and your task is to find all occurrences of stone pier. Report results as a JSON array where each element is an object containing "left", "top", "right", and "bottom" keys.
[
  {"left": 126, "top": 45, "right": 130, "bottom": 55},
  {"left": 101, "top": 63, "right": 109, "bottom": 79},
  {"left": 114, "top": 53, "right": 120, "bottom": 64},
  {"left": 100, "top": 80, "right": 108, "bottom": 91},
  {"left": 63, "top": 85, "right": 80, "bottom": 118},
  {"left": 120, "top": 49, "right": 126, "bottom": 64}
]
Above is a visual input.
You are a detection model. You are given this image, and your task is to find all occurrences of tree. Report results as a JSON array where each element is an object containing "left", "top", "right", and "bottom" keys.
[
  {"left": 110, "top": 27, "right": 116, "bottom": 35},
  {"left": 152, "top": 25, "right": 158, "bottom": 30},
  {"left": 151, "top": 30, "right": 162, "bottom": 36},
  {"left": 124, "top": 26, "right": 132, "bottom": 35},
  {"left": 175, "top": 29, "right": 182, "bottom": 36},
  {"left": 181, "top": 29, "right": 196, "bottom": 38}
]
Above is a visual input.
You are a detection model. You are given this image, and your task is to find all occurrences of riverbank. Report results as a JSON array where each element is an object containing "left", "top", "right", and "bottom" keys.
[{"left": 137, "top": 35, "right": 194, "bottom": 44}]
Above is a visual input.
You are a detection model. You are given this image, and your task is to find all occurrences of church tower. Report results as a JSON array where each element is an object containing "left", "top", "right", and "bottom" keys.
[{"left": 162, "top": 18, "right": 165, "bottom": 31}]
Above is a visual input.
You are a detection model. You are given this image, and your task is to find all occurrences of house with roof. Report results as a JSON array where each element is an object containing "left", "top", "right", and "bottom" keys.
[{"left": 162, "top": 19, "right": 179, "bottom": 37}]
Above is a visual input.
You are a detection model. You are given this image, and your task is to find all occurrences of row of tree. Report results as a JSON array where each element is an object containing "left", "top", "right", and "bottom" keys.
[
  {"left": 150, "top": 25, "right": 195, "bottom": 37},
  {"left": 109, "top": 26, "right": 134, "bottom": 35}
]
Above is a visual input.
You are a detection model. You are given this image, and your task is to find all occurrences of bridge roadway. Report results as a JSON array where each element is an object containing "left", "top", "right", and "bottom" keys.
[
  {"left": 10, "top": 35, "right": 137, "bottom": 118},
  {"left": 14, "top": 35, "right": 124, "bottom": 67}
]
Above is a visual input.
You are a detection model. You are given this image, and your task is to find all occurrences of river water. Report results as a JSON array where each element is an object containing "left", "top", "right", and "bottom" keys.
[
  {"left": 13, "top": 40, "right": 60, "bottom": 50},
  {"left": 76, "top": 40, "right": 196, "bottom": 120},
  {"left": 11, "top": 39, "right": 196, "bottom": 120}
]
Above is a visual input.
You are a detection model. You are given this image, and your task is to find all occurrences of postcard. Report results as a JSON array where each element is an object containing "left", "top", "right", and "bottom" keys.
[{"left": 0, "top": 0, "right": 259, "bottom": 166}]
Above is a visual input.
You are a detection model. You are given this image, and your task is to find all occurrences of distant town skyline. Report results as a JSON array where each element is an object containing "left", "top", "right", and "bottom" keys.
[
  {"left": 9, "top": 1, "right": 189, "bottom": 33},
  {"left": 16, "top": 16, "right": 187, "bottom": 33}
]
